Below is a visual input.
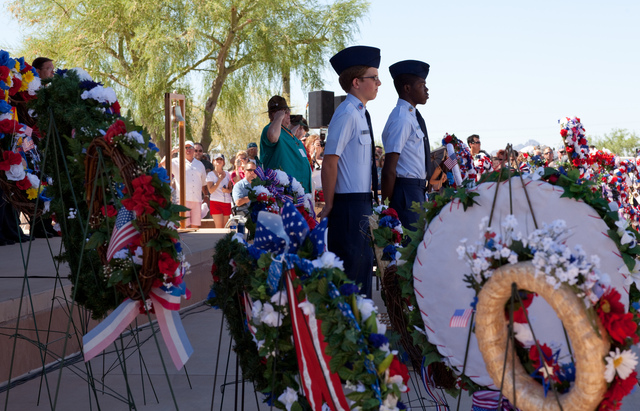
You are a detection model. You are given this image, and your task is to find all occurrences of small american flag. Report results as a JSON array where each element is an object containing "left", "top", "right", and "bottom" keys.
[
  {"left": 106, "top": 207, "right": 140, "bottom": 261},
  {"left": 443, "top": 153, "right": 458, "bottom": 171},
  {"left": 449, "top": 308, "right": 473, "bottom": 328}
]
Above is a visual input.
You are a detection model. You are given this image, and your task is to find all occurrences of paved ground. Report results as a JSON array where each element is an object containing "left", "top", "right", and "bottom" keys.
[{"left": 1, "top": 233, "right": 638, "bottom": 410}]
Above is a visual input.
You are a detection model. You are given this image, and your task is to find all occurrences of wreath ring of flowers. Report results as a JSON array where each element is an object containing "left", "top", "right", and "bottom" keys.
[
  {"left": 475, "top": 261, "right": 608, "bottom": 410},
  {"left": 85, "top": 136, "right": 159, "bottom": 300}
]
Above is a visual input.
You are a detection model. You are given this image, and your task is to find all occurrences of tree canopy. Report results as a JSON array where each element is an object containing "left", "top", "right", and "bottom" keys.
[
  {"left": 10, "top": 0, "right": 369, "bottom": 151},
  {"left": 590, "top": 128, "right": 640, "bottom": 157}
]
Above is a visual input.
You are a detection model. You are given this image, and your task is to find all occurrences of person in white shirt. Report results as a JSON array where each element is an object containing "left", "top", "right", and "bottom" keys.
[
  {"left": 206, "top": 153, "right": 233, "bottom": 228},
  {"left": 319, "top": 45, "right": 381, "bottom": 298},
  {"left": 170, "top": 140, "right": 206, "bottom": 228}
]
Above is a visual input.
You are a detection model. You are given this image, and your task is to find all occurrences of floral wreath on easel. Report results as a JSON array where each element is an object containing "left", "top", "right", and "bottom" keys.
[{"left": 209, "top": 171, "right": 410, "bottom": 411}]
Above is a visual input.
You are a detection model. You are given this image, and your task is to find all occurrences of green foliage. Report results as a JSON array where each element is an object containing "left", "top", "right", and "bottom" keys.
[
  {"left": 590, "top": 128, "right": 640, "bottom": 157},
  {"left": 11, "top": 0, "right": 369, "bottom": 152}
]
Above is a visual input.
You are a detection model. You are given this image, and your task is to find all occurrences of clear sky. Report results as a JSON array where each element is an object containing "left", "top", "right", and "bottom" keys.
[{"left": 2, "top": 0, "right": 639, "bottom": 152}]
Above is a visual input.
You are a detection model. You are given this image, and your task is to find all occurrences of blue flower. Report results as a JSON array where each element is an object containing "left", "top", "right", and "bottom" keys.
[
  {"left": 382, "top": 244, "right": 396, "bottom": 260},
  {"left": 486, "top": 238, "right": 495, "bottom": 249},
  {"left": 0, "top": 81, "right": 9, "bottom": 91},
  {"left": 78, "top": 80, "right": 103, "bottom": 90},
  {"left": 0, "top": 50, "right": 15, "bottom": 68},
  {"left": 470, "top": 296, "right": 478, "bottom": 309},
  {"left": 340, "top": 283, "right": 359, "bottom": 296},
  {"left": 368, "top": 333, "right": 389, "bottom": 348},
  {"left": 379, "top": 215, "right": 396, "bottom": 228},
  {"left": 55, "top": 68, "right": 68, "bottom": 76},
  {"left": 174, "top": 242, "right": 182, "bottom": 253},
  {"left": 151, "top": 166, "right": 170, "bottom": 183},
  {"left": 114, "top": 182, "right": 125, "bottom": 199},
  {"left": 148, "top": 141, "right": 159, "bottom": 152},
  {"left": 632, "top": 302, "right": 640, "bottom": 311},
  {"left": 0, "top": 100, "right": 12, "bottom": 114},
  {"left": 558, "top": 362, "right": 576, "bottom": 385},
  {"left": 397, "top": 401, "right": 407, "bottom": 410},
  {"left": 16, "top": 57, "right": 25, "bottom": 71}
]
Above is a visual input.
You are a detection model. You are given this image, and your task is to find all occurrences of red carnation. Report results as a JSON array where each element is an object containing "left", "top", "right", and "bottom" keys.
[
  {"left": 101, "top": 205, "right": 118, "bottom": 217},
  {"left": 391, "top": 229, "right": 402, "bottom": 244},
  {"left": 560, "top": 129, "right": 568, "bottom": 137},
  {"left": 16, "top": 176, "right": 32, "bottom": 190},
  {"left": 597, "top": 288, "right": 639, "bottom": 344},
  {"left": 8, "top": 78, "right": 22, "bottom": 96},
  {"left": 0, "top": 119, "right": 20, "bottom": 135},
  {"left": 103, "top": 119, "right": 127, "bottom": 144},
  {"left": 110, "top": 101, "right": 121, "bottom": 115},
  {"left": 257, "top": 193, "right": 268, "bottom": 202},
  {"left": 599, "top": 371, "right": 637, "bottom": 410},
  {"left": 0, "top": 66, "right": 9, "bottom": 80},
  {"left": 381, "top": 208, "right": 399, "bottom": 219},
  {"left": 0, "top": 150, "right": 24, "bottom": 171},
  {"left": 158, "top": 252, "right": 180, "bottom": 277},
  {"left": 388, "top": 357, "right": 410, "bottom": 390}
]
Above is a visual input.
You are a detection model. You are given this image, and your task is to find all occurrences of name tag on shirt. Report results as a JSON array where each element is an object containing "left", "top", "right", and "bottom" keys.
[
  {"left": 299, "top": 148, "right": 306, "bottom": 157},
  {"left": 361, "top": 129, "right": 370, "bottom": 135}
]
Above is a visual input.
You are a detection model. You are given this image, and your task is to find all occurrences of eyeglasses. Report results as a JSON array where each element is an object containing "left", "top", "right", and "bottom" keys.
[
  {"left": 195, "top": 149, "right": 203, "bottom": 152},
  {"left": 544, "top": 152, "right": 553, "bottom": 155},
  {"left": 470, "top": 141, "right": 480, "bottom": 145},
  {"left": 185, "top": 146, "right": 194, "bottom": 150},
  {"left": 359, "top": 75, "right": 380, "bottom": 82},
  {"left": 245, "top": 169, "right": 256, "bottom": 173}
]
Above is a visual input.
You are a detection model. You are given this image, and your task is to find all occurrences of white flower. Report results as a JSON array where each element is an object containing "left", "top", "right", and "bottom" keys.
[
  {"left": 274, "top": 169, "right": 290, "bottom": 186},
  {"left": 290, "top": 178, "right": 304, "bottom": 197},
  {"left": 252, "top": 185, "right": 270, "bottom": 196},
  {"left": 132, "top": 246, "right": 144, "bottom": 265},
  {"left": 260, "top": 302, "right": 283, "bottom": 327},
  {"left": 620, "top": 231, "right": 635, "bottom": 246},
  {"left": 113, "top": 248, "right": 130, "bottom": 260},
  {"left": 478, "top": 216, "right": 490, "bottom": 232},
  {"left": 81, "top": 85, "right": 117, "bottom": 104},
  {"left": 298, "top": 300, "right": 315, "bottom": 316},
  {"left": 5, "top": 163, "right": 26, "bottom": 181},
  {"left": 67, "top": 67, "right": 93, "bottom": 81},
  {"left": 27, "top": 76, "right": 41, "bottom": 95},
  {"left": 513, "top": 322, "right": 535, "bottom": 347},
  {"left": 26, "top": 172, "right": 40, "bottom": 188},
  {"left": 374, "top": 204, "right": 387, "bottom": 214},
  {"left": 508, "top": 253, "right": 519, "bottom": 265},
  {"left": 270, "top": 290, "right": 288, "bottom": 306},
  {"left": 356, "top": 296, "right": 377, "bottom": 322},
  {"left": 456, "top": 245, "right": 466, "bottom": 259},
  {"left": 604, "top": 348, "right": 638, "bottom": 383},
  {"left": 277, "top": 387, "right": 298, "bottom": 411},
  {"left": 381, "top": 393, "right": 399, "bottom": 411},
  {"left": 251, "top": 300, "right": 263, "bottom": 321},
  {"left": 502, "top": 215, "right": 518, "bottom": 230},
  {"left": 125, "top": 130, "right": 144, "bottom": 145},
  {"left": 312, "top": 251, "right": 344, "bottom": 271}
]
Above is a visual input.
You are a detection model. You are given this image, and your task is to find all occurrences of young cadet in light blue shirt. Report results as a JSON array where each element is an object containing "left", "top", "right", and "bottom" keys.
[
  {"left": 381, "top": 60, "right": 432, "bottom": 230},
  {"left": 320, "top": 45, "right": 381, "bottom": 298}
]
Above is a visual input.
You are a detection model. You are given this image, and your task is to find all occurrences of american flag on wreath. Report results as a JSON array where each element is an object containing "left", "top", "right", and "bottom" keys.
[
  {"left": 106, "top": 207, "right": 140, "bottom": 261},
  {"left": 443, "top": 153, "right": 458, "bottom": 171},
  {"left": 449, "top": 308, "right": 473, "bottom": 328}
]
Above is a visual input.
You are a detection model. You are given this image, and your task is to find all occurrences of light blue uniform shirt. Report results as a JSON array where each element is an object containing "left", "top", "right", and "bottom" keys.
[
  {"left": 324, "top": 93, "right": 372, "bottom": 194},
  {"left": 381, "top": 98, "right": 426, "bottom": 179}
]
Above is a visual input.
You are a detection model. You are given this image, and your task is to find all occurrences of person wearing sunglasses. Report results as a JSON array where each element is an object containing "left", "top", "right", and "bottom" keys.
[
  {"left": 170, "top": 140, "right": 207, "bottom": 228},
  {"left": 260, "top": 95, "right": 312, "bottom": 193},
  {"left": 320, "top": 45, "right": 382, "bottom": 298},
  {"left": 232, "top": 163, "right": 258, "bottom": 216}
]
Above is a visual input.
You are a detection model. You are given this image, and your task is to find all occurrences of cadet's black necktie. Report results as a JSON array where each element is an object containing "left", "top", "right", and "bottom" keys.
[
  {"left": 365, "top": 110, "right": 378, "bottom": 200},
  {"left": 415, "top": 109, "right": 431, "bottom": 180}
]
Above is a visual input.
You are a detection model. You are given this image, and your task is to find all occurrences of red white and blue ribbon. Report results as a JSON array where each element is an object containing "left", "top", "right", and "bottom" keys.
[
  {"left": 286, "top": 270, "right": 350, "bottom": 411},
  {"left": 419, "top": 358, "right": 449, "bottom": 411},
  {"left": 83, "top": 282, "right": 192, "bottom": 370}
]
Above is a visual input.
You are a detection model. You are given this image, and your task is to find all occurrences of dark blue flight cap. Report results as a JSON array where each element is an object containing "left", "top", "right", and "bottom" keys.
[
  {"left": 330, "top": 46, "right": 381, "bottom": 75},
  {"left": 389, "top": 60, "right": 430, "bottom": 80}
]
